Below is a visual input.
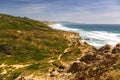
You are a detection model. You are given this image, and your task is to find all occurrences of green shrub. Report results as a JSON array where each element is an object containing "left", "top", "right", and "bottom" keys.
[
  {"left": 26, "top": 64, "right": 40, "bottom": 70},
  {"left": 8, "top": 71, "right": 22, "bottom": 80}
]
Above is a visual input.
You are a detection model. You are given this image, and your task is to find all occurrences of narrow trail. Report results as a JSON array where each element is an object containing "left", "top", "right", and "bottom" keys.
[
  {"left": 58, "top": 53, "right": 63, "bottom": 60},
  {"left": 0, "top": 63, "right": 30, "bottom": 69}
]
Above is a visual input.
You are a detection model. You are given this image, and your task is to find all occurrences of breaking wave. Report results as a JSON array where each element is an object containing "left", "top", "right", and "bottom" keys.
[{"left": 49, "top": 23, "right": 120, "bottom": 47}]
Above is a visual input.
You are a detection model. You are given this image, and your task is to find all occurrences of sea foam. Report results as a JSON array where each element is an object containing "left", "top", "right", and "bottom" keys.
[
  {"left": 49, "top": 23, "right": 120, "bottom": 47},
  {"left": 49, "top": 23, "right": 79, "bottom": 32}
]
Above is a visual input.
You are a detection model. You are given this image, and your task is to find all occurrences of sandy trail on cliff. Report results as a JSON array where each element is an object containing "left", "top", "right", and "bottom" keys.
[{"left": 0, "top": 63, "right": 29, "bottom": 69}]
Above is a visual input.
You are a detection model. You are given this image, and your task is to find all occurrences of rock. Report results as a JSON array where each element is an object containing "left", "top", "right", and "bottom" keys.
[
  {"left": 67, "top": 62, "right": 86, "bottom": 74},
  {"left": 79, "top": 53, "right": 101, "bottom": 64},
  {"left": 112, "top": 42, "right": 120, "bottom": 54},
  {"left": 67, "top": 43, "right": 120, "bottom": 80},
  {"left": 0, "top": 44, "right": 13, "bottom": 55},
  {"left": 59, "top": 65, "right": 65, "bottom": 69},
  {"left": 116, "top": 42, "right": 120, "bottom": 47},
  {"left": 17, "top": 30, "right": 22, "bottom": 33},
  {"left": 62, "top": 31, "right": 83, "bottom": 46},
  {"left": 97, "top": 44, "right": 113, "bottom": 54},
  {"left": 49, "top": 69, "right": 59, "bottom": 77}
]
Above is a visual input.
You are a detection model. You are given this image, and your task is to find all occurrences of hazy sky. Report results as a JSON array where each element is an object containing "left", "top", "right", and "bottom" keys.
[{"left": 0, "top": 0, "right": 120, "bottom": 24}]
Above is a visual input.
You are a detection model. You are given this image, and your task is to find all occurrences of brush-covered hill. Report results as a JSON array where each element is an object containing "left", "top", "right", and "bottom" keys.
[{"left": 0, "top": 14, "right": 95, "bottom": 79}]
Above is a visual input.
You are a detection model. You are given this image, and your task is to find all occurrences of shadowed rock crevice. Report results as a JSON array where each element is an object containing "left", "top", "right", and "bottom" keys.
[{"left": 0, "top": 44, "right": 13, "bottom": 55}]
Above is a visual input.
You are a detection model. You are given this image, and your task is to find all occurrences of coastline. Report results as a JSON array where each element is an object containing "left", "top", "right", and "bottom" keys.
[
  {"left": 47, "top": 23, "right": 94, "bottom": 47},
  {"left": 35, "top": 22, "right": 120, "bottom": 80},
  {"left": 47, "top": 22, "right": 120, "bottom": 48},
  {"left": 0, "top": 13, "right": 120, "bottom": 80}
]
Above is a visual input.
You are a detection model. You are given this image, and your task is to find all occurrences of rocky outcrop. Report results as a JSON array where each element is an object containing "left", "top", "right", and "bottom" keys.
[
  {"left": 97, "top": 44, "right": 113, "bottom": 54},
  {"left": 0, "top": 44, "right": 13, "bottom": 55},
  {"left": 62, "top": 31, "right": 83, "bottom": 46},
  {"left": 15, "top": 41, "right": 120, "bottom": 80},
  {"left": 62, "top": 31, "right": 96, "bottom": 54},
  {"left": 112, "top": 42, "right": 120, "bottom": 54},
  {"left": 67, "top": 43, "right": 120, "bottom": 80},
  {"left": 15, "top": 31, "right": 97, "bottom": 80}
]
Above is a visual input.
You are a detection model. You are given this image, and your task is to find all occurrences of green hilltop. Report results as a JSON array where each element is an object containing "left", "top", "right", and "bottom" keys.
[
  {"left": 0, "top": 13, "right": 69, "bottom": 64},
  {"left": 0, "top": 14, "right": 68, "bottom": 79}
]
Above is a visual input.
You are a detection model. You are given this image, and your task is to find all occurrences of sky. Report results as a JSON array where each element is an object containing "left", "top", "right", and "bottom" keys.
[{"left": 0, "top": 0, "right": 120, "bottom": 24}]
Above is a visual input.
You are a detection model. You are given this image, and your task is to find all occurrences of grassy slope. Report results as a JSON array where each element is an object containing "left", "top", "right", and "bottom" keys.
[
  {"left": 0, "top": 14, "right": 70, "bottom": 79},
  {"left": 0, "top": 13, "right": 68, "bottom": 63},
  {"left": 0, "top": 14, "right": 95, "bottom": 79}
]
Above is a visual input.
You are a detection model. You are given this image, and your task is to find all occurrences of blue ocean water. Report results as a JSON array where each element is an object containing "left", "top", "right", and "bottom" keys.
[{"left": 50, "top": 23, "right": 120, "bottom": 47}]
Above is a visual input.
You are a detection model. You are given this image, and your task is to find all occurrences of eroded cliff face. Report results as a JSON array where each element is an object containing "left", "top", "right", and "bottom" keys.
[
  {"left": 16, "top": 40, "right": 120, "bottom": 80},
  {"left": 68, "top": 43, "right": 120, "bottom": 80},
  {"left": 62, "top": 31, "right": 96, "bottom": 55},
  {"left": 15, "top": 31, "right": 96, "bottom": 80},
  {"left": 13, "top": 29, "right": 120, "bottom": 80},
  {"left": 2, "top": 14, "right": 120, "bottom": 80}
]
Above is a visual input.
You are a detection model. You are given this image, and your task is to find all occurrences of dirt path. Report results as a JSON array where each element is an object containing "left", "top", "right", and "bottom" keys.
[{"left": 0, "top": 63, "right": 30, "bottom": 69}]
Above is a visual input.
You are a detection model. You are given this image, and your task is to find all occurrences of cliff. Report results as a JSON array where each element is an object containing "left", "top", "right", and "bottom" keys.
[
  {"left": 0, "top": 14, "right": 119, "bottom": 80},
  {"left": 15, "top": 39, "right": 120, "bottom": 80},
  {"left": 0, "top": 14, "right": 95, "bottom": 79},
  {"left": 68, "top": 43, "right": 120, "bottom": 80}
]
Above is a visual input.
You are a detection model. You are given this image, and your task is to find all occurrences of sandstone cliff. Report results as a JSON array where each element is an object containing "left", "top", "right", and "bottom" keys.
[
  {"left": 68, "top": 43, "right": 120, "bottom": 80},
  {"left": 16, "top": 39, "right": 120, "bottom": 80},
  {"left": 15, "top": 30, "right": 96, "bottom": 80},
  {"left": 0, "top": 14, "right": 119, "bottom": 80}
]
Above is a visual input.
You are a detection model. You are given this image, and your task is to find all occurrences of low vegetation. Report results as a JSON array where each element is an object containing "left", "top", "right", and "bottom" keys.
[
  {"left": 1, "top": 13, "right": 93, "bottom": 79},
  {"left": 1, "top": 13, "right": 117, "bottom": 80},
  {"left": 0, "top": 13, "right": 69, "bottom": 79}
]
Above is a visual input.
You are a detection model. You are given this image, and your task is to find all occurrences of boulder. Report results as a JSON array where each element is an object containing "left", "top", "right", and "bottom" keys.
[
  {"left": 0, "top": 44, "right": 12, "bottom": 55},
  {"left": 67, "top": 62, "right": 86, "bottom": 74},
  {"left": 97, "top": 44, "right": 113, "bottom": 54},
  {"left": 79, "top": 53, "right": 101, "bottom": 64},
  {"left": 112, "top": 42, "right": 120, "bottom": 54}
]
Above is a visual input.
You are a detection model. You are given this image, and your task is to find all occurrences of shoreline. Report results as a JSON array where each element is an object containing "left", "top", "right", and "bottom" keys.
[
  {"left": 47, "top": 23, "right": 120, "bottom": 48},
  {"left": 47, "top": 23, "right": 97, "bottom": 48}
]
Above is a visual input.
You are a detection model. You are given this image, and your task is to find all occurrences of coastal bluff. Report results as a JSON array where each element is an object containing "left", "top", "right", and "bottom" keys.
[
  {"left": 0, "top": 14, "right": 120, "bottom": 80},
  {"left": 68, "top": 43, "right": 120, "bottom": 80}
]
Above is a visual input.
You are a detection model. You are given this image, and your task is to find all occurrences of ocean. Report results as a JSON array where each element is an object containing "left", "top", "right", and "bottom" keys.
[{"left": 49, "top": 22, "right": 120, "bottom": 48}]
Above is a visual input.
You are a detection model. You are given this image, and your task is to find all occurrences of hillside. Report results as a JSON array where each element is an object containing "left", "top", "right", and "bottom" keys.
[
  {"left": 0, "top": 14, "right": 95, "bottom": 79},
  {"left": 0, "top": 14, "right": 120, "bottom": 80}
]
